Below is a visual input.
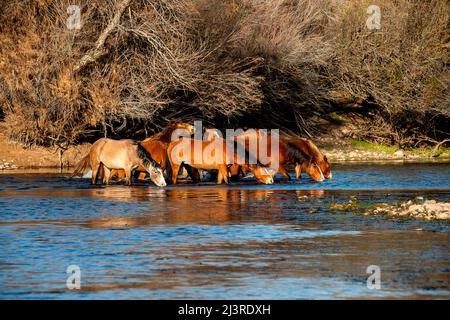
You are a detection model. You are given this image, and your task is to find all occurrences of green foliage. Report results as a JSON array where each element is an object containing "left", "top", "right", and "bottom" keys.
[{"left": 350, "top": 140, "right": 397, "bottom": 153}]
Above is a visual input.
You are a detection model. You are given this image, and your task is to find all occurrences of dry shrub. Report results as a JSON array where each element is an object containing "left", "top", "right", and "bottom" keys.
[
  {"left": 0, "top": 0, "right": 448, "bottom": 146},
  {"left": 0, "top": 0, "right": 193, "bottom": 145},
  {"left": 191, "top": 0, "right": 335, "bottom": 133},
  {"left": 328, "top": 0, "right": 449, "bottom": 144},
  {"left": 0, "top": 0, "right": 269, "bottom": 144}
]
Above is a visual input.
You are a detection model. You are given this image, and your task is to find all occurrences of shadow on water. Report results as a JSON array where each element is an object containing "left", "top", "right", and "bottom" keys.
[{"left": 0, "top": 162, "right": 449, "bottom": 299}]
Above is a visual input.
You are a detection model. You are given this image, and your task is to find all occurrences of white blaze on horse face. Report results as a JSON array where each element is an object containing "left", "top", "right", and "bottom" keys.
[
  {"left": 260, "top": 167, "right": 274, "bottom": 184},
  {"left": 148, "top": 166, "right": 166, "bottom": 187},
  {"left": 316, "top": 163, "right": 325, "bottom": 182},
  {"left": 264, "top": 167, "right": 277, "bottom": 178}
]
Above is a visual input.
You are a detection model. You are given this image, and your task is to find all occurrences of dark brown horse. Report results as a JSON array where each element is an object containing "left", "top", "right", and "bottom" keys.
[
  {"left": 281, "top": 135, "right": 331, "bottom": 180},
  {"left": 229, "top": 129, "right": 329, "bottom": 182}
]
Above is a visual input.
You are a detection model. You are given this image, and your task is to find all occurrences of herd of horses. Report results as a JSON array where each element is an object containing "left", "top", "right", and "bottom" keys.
[{"left": 71, "top": 121, "right": 332, "bottom": 187}]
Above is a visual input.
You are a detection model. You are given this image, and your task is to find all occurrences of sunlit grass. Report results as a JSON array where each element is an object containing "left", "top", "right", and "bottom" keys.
[{"left": 350, "top": 140, "right": 397, "bottom": 153}]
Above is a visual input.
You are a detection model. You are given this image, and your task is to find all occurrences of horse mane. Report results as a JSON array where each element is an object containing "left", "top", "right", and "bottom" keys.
[
  {"left": 303, "top": 138, "right": 324, "bottom": 162},
  {"left": 135, "top": 142, "right": 161, "bottom": 170},
  {"left": 284, "top": 140, "right": 310, "bottom": 164},
  {"left": 154, "top": 120, "right": 184, "bottom": 143}
]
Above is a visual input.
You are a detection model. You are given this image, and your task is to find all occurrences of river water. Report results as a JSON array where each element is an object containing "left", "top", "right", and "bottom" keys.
[{"left": 0, "top": 162, "right": 449, "bottom": 299}]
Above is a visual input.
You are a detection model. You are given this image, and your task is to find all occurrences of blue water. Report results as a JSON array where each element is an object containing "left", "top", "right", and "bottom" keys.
[{"left": 0, "top": 162, "right": 449, "bottom": 299}]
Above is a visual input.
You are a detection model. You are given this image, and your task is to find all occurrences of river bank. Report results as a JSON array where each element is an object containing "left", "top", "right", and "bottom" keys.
[{"left": 1, "top": 133, "right": 449, "bottom": 170}]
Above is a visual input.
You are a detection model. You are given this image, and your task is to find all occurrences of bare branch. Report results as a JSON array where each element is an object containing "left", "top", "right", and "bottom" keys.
[{"left": 73, "top": 0, "right": 131, "bottom": 73}]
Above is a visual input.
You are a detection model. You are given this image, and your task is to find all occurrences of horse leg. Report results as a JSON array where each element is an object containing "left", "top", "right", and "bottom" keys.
[
  {"left": 109, "top": 169, "right": 126, "bottom": 183},
  {"left": 228, "top": 164, "right": 240, "bottom": 181},
  {"left": 116, "top": 170, "right": 125, "bottom": 182},
  {"left": 218, "top": 166, "right": 229, "bottom": 184},
  {"left": 185, "top": 165, "right": 200, "bottom": 182},
  {"left": 171, "top": 163, "right": 181, "bottom": 184},
  {"left": 295, "top": 163, "right": 302, "bottom": 180},
  {"left": 124, "top": 167, "right": 133, "bottom": 186},
  {"left": 278, "top": 165, "right": 291, "bottom": 181},
  {"left": 241, "top": 165, "right": 249, "bottom": 177},
  {"left": 137, "top": 171, "right": 147, "bottom": 180},
  {"left": 109, "top": 169, "right": 116, "bottom": 180},
  {"left": 217, "top": 171, "right": 224, "bottom": 184},
  {"left": 102, "top": 166, "right": 111, "bottom": 185},
  {"left": 91, "top": 161, "right": 100, "bottom": 185}
]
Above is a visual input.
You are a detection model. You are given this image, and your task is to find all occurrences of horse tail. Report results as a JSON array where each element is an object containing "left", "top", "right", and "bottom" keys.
[
  {"left": 136, "top": 142, "right": 160, "bottom": 170},
  {"left": 71, "top": 154, "right": 90, "bottom": 177}
]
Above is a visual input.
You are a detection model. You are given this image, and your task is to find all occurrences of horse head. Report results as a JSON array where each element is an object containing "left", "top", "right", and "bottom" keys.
[
  {"left": 285, "top": 137, "right": 331, "bottom": 182},
  {"left": 248, "top": 164, "right": 275, "bottom": 184},
  {"left": 146, "top": 164, "right": 167, "bottom": 187},
  {"left": 306, "top": 139, "right": 331, "bottom": 180},
  {"left": 318, "top": 155, "right": 332, "bottom": 179},
  {"left": 303, "top": 157, "right": 325, "bottom": 182},
  {"left": 137, "top": 144, "right": 167, "bottom": 187}
]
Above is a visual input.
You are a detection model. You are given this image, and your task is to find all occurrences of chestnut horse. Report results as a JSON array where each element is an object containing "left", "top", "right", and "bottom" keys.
[
  {"left": 167, "top": 137, "right": 275, "bottom": 184},
  {"left": 282, "top": 136, "right": 332, "bottom": 180},
  {"left": 229, "top": 129, "right": 328, "bottom": 182},
  {"left": 72, "top": 138, "right": 166, "bottom": 186}
]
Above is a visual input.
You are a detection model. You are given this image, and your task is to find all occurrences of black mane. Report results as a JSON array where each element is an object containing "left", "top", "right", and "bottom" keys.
[{"left": 135, "top": 142, "right": 161, "bottom": 170}]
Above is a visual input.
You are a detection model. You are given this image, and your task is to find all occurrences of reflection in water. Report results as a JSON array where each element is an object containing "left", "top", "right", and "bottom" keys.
[{"left": 0, "top": 164, "right": 449, "bottom": 299}]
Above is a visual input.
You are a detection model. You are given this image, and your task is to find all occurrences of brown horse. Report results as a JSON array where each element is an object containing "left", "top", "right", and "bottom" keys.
[
  {"left": 107, "top": 121, "right": 196, "bottom": 182},
  {"left": 281, "top": 136, "right": 331, "bottom": 180},
  {"left": 72, "top": 138, "right": 166, "bottom": 186},
  {"left": 230, "top": 129, "right": 327, "bottom": 182},
  {"left": 167, "top": 137, "right": 275, "bottom": 184}
]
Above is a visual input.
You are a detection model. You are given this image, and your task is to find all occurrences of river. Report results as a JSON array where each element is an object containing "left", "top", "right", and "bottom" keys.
[{"left": 0, "top": 162, "right": 449, "bottom": 299}]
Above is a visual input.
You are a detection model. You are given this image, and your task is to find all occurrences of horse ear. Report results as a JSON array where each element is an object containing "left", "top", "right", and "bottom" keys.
[{"left": 324, "top": 155, "right": 328, "bottom": 162}]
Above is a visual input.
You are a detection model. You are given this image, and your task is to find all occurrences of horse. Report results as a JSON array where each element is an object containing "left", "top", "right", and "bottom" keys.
[
  {"left": 230, "top": 129, "right": 327, "bottom": 182},
  {"left": 281, "top": 135, "right": 331, "bottom": 180},
  {"left": 167, "top": 137, "right": 275, "bottom": 185},
  {"left": 107, "top": 121, "right": 197, "bottom": 182},
  {"left": 145, "top": 120, "right": 195, "bottom": 143},
  {"left": 71, "top": 138, "right": 166, "bottom": 187}
]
